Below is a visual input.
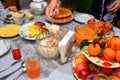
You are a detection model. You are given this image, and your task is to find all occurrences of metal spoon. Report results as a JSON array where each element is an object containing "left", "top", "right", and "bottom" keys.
[
  {"left": 13, "top": 62, "right": 26, "bottom": 80},
  {"left": 50, "top": 16, "right": 54, "bottom": 25}
]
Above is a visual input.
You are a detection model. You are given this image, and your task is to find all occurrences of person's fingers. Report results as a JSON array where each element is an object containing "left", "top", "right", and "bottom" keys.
[
  {"left": 108, "top": 2, "right": 119, "bottom": 12},
  {"left": 55, "top": 8, "right": 59, "bottom": 15},
  {"left": 113, "top": 8, "right": 118, "bottom": 13},
  {"left": 46, "top": 7, "right": 52, "bottom": 19},
  {"left": 9, "top": 6, "right": 17, "bottom": 11}
]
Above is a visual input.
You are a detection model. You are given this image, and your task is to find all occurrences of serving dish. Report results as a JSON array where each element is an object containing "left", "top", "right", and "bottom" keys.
[
  {"left": 46, "top": 15, "right": 73, "bottom": 24},
  {"left": 0, "top": 40, "right": 11, "bottom": 56},
  {"left": 19, "top": 21, "right": 50, "bottom": 40},
  {"left": 72, "top": 53, "right": 110, "bottom": 80},
  {"left": 82, "top": 46, "right": 120, "bottom": 68},
  {"left": 0, "top": 24, "right": 20, "bottom": 38},
  {"left": 74, "top": 13, "right": 94, "bottom": 23}
]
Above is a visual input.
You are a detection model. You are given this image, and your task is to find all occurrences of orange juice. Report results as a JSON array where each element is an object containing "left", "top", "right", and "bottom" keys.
[
  {"left": 26, "top": 60, "right": 40, "bottom": 79},
  {"left": 75, "top": 26, "right": 98, "bottom": 46}
]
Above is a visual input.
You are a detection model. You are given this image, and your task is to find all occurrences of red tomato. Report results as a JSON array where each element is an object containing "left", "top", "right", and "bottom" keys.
[
  {"left": 77, "top": 69, "right": 91, "bottom": 80},
  {"left": 101, "top": 67, "right": 113, "bottom": 75}
]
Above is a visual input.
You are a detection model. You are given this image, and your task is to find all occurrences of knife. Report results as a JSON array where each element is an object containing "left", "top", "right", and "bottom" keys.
[
  {"left": 0, "top": 59, "right": 22, "bottom": 72},
  {"left": 0, "top": 61, "right": 22, "bottom": 78}
]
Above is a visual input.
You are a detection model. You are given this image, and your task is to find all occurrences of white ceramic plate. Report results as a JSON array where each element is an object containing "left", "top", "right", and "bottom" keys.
[
  {"left": 82, "top": 46, "right": 120, "bottom": 68},
  {"left": 46, "top": 15, "right": 73, "bottom": 24},
  {"left": 3, "top": 11, "right": 24, "bottom": 19},
  {"left": 74, "top": 13, "right": 94, "bottom": 23},
  {"left": 19, "top": 21, "right": 51, "bottom": 40},
  {"left": 0, "top": 40, "right": 11, "bottom": 56}
]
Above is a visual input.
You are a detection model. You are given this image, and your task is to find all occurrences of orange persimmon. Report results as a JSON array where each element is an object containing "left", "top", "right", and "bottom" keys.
[
  {"left": 103, "top": 47, "right": 115, "bottom": 61},
  {"left": 88, "top": 43, "right": 101, "bottom": 56},
  {"left": 115, "top": 50, "right": 120, "bottom": 62},
  {"left": 110, "top": 37, "right": 120, "bottom": 50}
]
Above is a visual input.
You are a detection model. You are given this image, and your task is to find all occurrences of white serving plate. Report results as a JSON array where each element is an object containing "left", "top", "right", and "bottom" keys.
[{"left": 19, "top": 21, "right": 50, "bottom": 40}]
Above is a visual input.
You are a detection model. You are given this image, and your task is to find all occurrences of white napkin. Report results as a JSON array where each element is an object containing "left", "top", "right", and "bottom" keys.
[{"left": 0, "top": 61, "right": 22, "bottom": 78}]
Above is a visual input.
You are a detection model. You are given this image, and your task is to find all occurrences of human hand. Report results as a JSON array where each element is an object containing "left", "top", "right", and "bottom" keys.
[
  {"left": 8, "top": 6, "right": 17, "bottom": 11},
  {"left": 108, "top": 0, "right": 120, "bottom": 13},
  {"left": 46, "top": 0, "right": 61, "bottom": 19}
]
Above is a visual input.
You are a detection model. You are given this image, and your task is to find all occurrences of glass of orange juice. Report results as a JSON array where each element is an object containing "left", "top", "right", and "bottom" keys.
[{"left": 24, "top": 54, "right": 40, "bottom": 79}]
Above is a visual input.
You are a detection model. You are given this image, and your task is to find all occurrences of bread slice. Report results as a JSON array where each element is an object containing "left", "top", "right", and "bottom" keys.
[{"left": 24, "top": 10, "right": 34, "bottom": 20}]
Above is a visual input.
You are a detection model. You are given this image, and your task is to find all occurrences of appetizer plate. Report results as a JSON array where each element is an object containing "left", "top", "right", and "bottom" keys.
[
  {"left": 0, "top": 40, "right": 11, "bottom": 56},
  {"left": 82, "top": 46, "right": 120, "bottom": 68},
  {"left": 74, "top": 13, "right": 94, "bottom": 23},
  {"left": 46, "top": 15, "right": 73, "bottom": 24},
  {"left": 0, "top": 24, "right": 20, "bottom": 38},
  {"left": 3, "top": 11, "right": 24, "bottom": 19},
  {"left": 19, "top": 21, "right": 50, "bottom": 40}
]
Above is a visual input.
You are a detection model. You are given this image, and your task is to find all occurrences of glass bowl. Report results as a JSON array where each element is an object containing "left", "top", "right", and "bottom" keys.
[
  {"left": 74, "top": 26, "right": 98, "bottom": 46},
  {"left": 36, "top": 35, "right": 60, "bottom": 59}
]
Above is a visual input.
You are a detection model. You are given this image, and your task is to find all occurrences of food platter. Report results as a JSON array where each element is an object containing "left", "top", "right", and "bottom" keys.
[
  {"left": 72, "top": 53, "right": 111, "bottom": 80},
  {"left": 0, "top": 24, "right": 20, "bottom": 38},
  {"left": 19, "top": 21, "right": 51, "bottom": 40},
  {"left": 46, "top": 15, "right": 73, "bottom": 24},
  {"left": 82, "top": 46, "right": 120, "bottom": 68},
  {"left": 74, "top": 13, "right": 94, "bottom": 23},
  {"left": 0, "top": 40, "right": 11, "bottom": 56}
]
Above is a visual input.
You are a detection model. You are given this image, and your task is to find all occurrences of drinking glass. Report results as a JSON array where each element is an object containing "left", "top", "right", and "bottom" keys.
[
  {"left": 12, "top": 49, "right": 21, "bottom": 60},
  {"left": 13, "top": 13, "right": 24, "bottom": 25},
  {"left": 24, "top": 54, "right": 40, "bottom": 79},
  {"left": 103, "top": 0, "right": 115, "bottom": 23}
]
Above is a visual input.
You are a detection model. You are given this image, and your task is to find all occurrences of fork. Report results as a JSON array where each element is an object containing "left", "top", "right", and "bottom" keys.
[
  {"left": 0, "top": 59, "right": 22, "bottom": 73},
  {"left": 50, "top": 16, "right": 54, "bottom": 25}
]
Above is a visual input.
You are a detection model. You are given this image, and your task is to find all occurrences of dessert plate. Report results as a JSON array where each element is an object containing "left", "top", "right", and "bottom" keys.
[
  {"left": 0, "top": 40, "right": 11, "bottom": 56},
  {"left": 74, "top": 13, "right": 94, "bottom": 23}
]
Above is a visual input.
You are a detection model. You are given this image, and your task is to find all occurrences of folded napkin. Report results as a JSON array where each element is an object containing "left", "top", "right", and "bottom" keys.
[{"left": 0, "top": 61, "right": 22, "bottom": 78}]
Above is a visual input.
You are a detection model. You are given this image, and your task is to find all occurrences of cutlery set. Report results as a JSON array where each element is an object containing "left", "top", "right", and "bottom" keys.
[
  {"left": 0, "top": 59, "right": 22, "bottom": 73},
  {"left": 0, "top": 60, "right": 26, "bottom": 80}
]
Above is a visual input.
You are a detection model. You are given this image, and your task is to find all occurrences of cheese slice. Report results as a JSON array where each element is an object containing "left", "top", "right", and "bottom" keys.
[{"left": 58, "top": 30, "right": 74, "bottom": 63}]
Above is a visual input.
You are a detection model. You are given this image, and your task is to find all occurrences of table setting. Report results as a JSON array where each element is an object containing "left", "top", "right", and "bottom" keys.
[{"left": 0, "top": 5, "right": 120, "bottom": 80}]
